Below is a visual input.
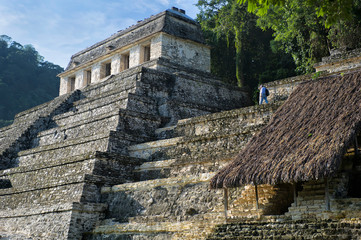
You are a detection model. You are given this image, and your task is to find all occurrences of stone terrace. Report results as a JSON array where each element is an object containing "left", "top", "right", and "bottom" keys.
[
  {"left": 2, "top": 53, "right": 361, "bottom": 239},
  {"left": 86, "top": 69, "right": 361, "bottom": 239},
  {"left": 84, "top": 74, "right": 301, "bottom": 239},
  {"left": 86, "top": 103, "right": 282, "bottom": 240},
  {"left": 0, "top": 63, "right": 249, "bottom": 239}
]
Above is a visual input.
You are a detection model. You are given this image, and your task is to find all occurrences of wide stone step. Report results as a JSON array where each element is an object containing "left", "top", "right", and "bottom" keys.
[
  {"left": 71, "top": 82, "right": 134, "bottom": 108},
  {"left": 134, "top": 158, "right": 176, "bottom": 180},
  {"left": 86, "top": 218, "right": 224, "bottom": 240},
  {"left": 53, "top": 94, "right": 128, "bottom": 126},
  {"left": 35, "top": 110, "right": 120, "bottom": 147},
  {"left": 125, "top": 93, "right": 158, "bottom": 115},
  {"left": 134, "top": 155, "right": 233, "bottom": 181},
  {"left": 0, "top": 91, "right": 78, "bottom": 150},
  {"left": 35, "top": 109, "right": 162, "bottom": 148},
  {"left": 103, "top": 173, "right": 213, "bottom": 192},
  {"left": 176, "top": 102, "right": 282, "bottom": 138},
  {"left": 0, "top": 124, "right": 15, "bottom": 140},
  {"left": 128, "top": 123, "right": 262, "bottom": 162},
  {"left": 16, "top": 131, "right": 144, "bottom": 167},
  {"left": 292, "top": 199, "right": 325, "bottom": 207},
  {"left": 227, "top": 209, "right": 262, "bottom": 220},
  {"left": 101, "top": 174, "right": 224, "bottom": 224},
  {"left": 0, "top": 202, "right": 107, "bottom": 240},
  {"left": 154, "top": 125, "right": 176, "bottom": 140},
  {"left": 79, "top": 66, "right": 142, "bottom": 99},
  {"left": 0, "top": 181, "right": 85, "bottom": 210},
  {"left": 287, "top": 204, "right": 328, "bottom": 213},
  {"left": 298, "top": 188, "right": 330, "bottom": 196},
  {"left": 127, "top": 212, "right": 225, "bottom": 224},
  {"left": 16, "top": 133, "right": 112, "bottom": 166},
  {"left": 206, "top": 220, "right": 361, "bottom": 240},
  {"left": 128, "top": 137, "right": 182, "bottom": 160},
  {"left": 0, "top": 152, "right": 141, "bottom": 194}
]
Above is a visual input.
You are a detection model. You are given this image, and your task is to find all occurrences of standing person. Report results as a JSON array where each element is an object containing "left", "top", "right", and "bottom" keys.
[{"left": 259, "top": 85, "right": 269, "bottom": 104}]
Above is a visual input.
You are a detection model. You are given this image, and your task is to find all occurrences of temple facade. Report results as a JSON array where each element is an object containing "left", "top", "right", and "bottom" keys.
[{"left": 58, "top": 8, "right": 211, "bottom": 95}]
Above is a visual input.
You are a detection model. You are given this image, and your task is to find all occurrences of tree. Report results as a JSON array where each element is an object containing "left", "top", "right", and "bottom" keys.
[
  {"left": 0, "top": 35, "right": 62, "bottom": 128},
  {"left": 240, "top": 0, "right": 361, "bottom": 73},
  {"left": 239, "top": 0, "right": 354, "bottom": 27},
  {"left": 197, "top": 0, "right": 296, "bottom": 99}
]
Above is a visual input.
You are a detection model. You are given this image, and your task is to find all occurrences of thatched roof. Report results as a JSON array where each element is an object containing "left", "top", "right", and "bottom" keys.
[{"left": 210, "top": 70, "right": 361, "bottom": 189}]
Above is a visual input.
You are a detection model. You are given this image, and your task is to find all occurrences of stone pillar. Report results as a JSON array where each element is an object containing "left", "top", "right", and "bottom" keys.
[
  {"left": 92, "top": 63, "right": 101, "bottom": 83},
  {"left": 151, "top": 34, "right": 162, "bottom": 60},
  {"left": 111, "top": 54, "right": 121, "bottom": 75},
  {"left": 129, "top": 45, "right": 140, "bottom": 68},
  {"left": 59, "top": 77, "right": 68, "bottom": 96},
  {"left": 75, "top": 70, "right": 84, "bottom": 90}
]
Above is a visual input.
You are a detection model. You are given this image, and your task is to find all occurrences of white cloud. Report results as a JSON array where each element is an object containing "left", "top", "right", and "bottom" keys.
[{"left": 0, "top": 7, "right": 23, "bottom": 29}]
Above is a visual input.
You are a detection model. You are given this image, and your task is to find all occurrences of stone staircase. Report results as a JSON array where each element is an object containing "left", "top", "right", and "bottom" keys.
[
  {"left": 205, "top": 219, "right": 361, "bottom": 239},
  {"left": 285, "top": 175, "right": 361, "bottom": 220},
  {"left": 85, "top": 102, "right": 282, "bottom": 239},
  {"left": 0, "top": 65, "right": 250, "bottom": 239},
  {"left": 0, "top": 68, "right": 156, "bottom": 239},
  {"left": 285, "top": 180, "right": 332, "bottom": 220},
  {"left": 0, "top": 90, "right": 81, "bottom": 170}
]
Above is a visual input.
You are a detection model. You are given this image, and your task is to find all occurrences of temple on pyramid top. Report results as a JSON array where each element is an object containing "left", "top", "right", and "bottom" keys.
[{"left": 58, "top": 7, "right": 211, "bottom": 95}]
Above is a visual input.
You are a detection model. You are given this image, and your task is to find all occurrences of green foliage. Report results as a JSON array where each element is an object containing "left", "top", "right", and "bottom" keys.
[
  {"left": 312, "top": 71, "right": 321, "bottom": 80},
  {"left": 256, "top": 0, "right": 330, "bottom": 73},
  {"left": 327, "top": 1, "right": 361, "bottom": 49},
  {"left": 241, "top": 0, "right": 361, "bottom": 73},
  {"left": 239, "top": 0, "right": 354, "bottom": 28},
  {"left": 197, "top": 0, "right": 296, "bottom": 99},
  {"left": 0, "top": 35, "right": 63, "bottom": 128}
]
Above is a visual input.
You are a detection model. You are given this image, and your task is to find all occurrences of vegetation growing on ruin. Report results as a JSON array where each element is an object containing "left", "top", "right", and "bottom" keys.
[{"left": 0, "top": 35, "right": 62, "bottom": 128}]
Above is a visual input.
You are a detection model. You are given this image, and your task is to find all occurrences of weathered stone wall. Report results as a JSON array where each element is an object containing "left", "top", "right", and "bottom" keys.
[
  {"left": 315, "top": 48, "right": 361, "bottom": 73},
  {"left": 0, "top": 203, "right": 107, "bottom": 240},
  {"left": 263, "top": 74, "right": 313, "bottom": 103},
  {"left": 87, "top": 102, "right": 281, "bottom": 239},
  {"left": 134, "top": 66, "right": 250, "bottom": 125},
  {"left": 0, "top": 208, "right": 73, "bottom": 239},
  {"left": 206, "top": 219, "right": 361, "bottom": 240},
  {"left": 0, "top": 149, "right": 140, "bottom": 239},
  {"left": 159, "top": 33, "right": 211, "bottom": 72}
]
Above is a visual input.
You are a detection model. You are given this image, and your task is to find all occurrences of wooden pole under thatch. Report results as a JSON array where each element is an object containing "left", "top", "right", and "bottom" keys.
[
  {"left": 223, "top": 188, "right": 228, "bottom": 220},
  {"left": 325, "top": 178, "right": 330, "bottom": 211},
  {"left": 255, "top": 184, "right": 259, "bottom": 210},
  {"left": 355, "top": 136, "right": 359, "bottom": 156},
  {"left": 293, "top": 183, "right": 298, "bottom": 207}
]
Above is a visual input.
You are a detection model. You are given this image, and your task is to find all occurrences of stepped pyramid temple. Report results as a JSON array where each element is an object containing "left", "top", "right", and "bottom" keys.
[{"left": 1, "top": 8, "right": 361, "bottom": 240}]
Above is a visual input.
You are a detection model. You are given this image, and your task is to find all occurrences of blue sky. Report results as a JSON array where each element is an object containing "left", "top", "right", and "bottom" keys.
[{"left": 0, "top": 0, "right": 199, "bottom": 68}]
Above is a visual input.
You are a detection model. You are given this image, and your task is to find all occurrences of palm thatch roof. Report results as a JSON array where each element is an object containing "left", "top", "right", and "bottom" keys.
[{"left": 210, "top": 70, "right": 361, "bottom": 189}]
